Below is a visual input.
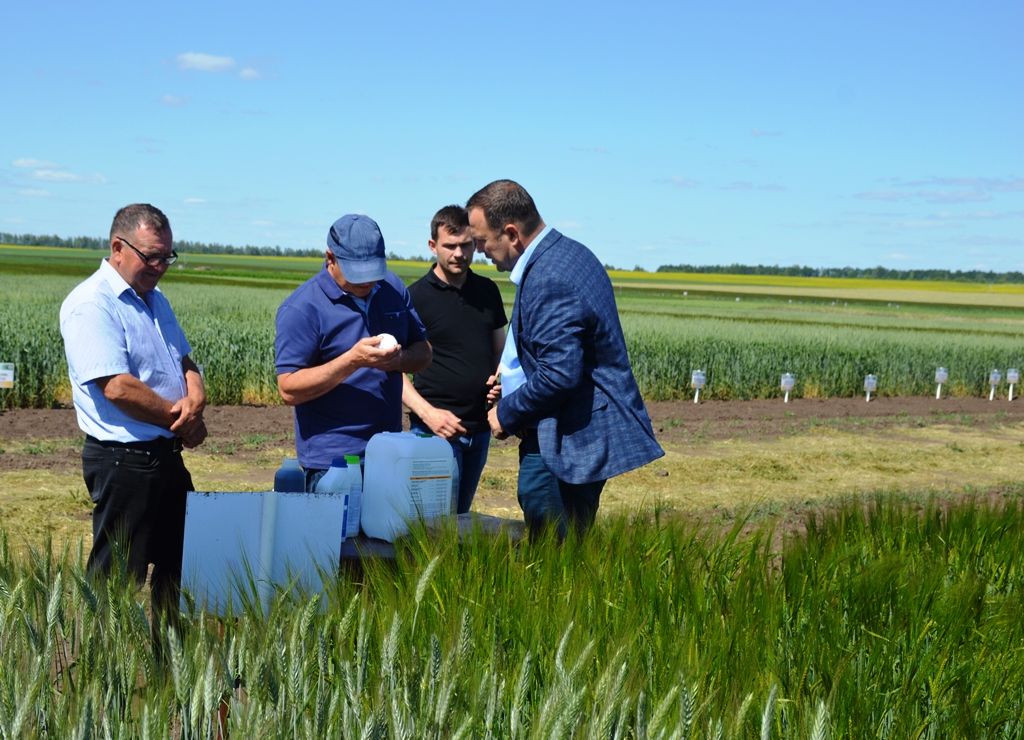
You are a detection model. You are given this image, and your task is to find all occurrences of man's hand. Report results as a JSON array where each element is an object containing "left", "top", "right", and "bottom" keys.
[
  {"left": 487, "top": 405, "right": 508, "bottom": 440},
  {"left": 169, "top": 394, "right": 205, "bottom": 436},
  {"left": 180, "top": 418, "right": 208, "bottom": 448},
  {"left": 349, "top": 335, "right": 403, "bottom": 370},
  {"left": 485, "top": 373, "right": 502, "bottom": 407},
  {"left": 422, "top": 407, "right": 467, "bottom": 440}
]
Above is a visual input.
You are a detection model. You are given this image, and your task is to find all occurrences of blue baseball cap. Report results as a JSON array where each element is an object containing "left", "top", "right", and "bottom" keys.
[{"left": 327, "top": 214, "right": 387, "bottom": 283}]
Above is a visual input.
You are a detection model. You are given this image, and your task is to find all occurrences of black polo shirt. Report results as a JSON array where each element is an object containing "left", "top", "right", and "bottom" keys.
[{"left": 408, "top": 267, "right": 508, "bottom": 433}]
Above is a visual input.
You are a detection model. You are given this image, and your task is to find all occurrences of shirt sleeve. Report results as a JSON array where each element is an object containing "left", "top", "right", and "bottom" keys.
[
  {"left": 60, "top": 300, "right": 132, "bottom": 384},
  {"left": 275, "top": 301, "right": 322, "bottom": 373}
]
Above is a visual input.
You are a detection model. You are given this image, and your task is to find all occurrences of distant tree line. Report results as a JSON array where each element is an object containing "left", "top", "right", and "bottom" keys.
[
  {"left": 4, "top": 232, "right": 1021, "bottom": 282},
  {"left": 0, "top": 231, "right": 324, "bottom": 258},
  {"left": 655, "top": 262, "right": 1024, "bottom": 284}
]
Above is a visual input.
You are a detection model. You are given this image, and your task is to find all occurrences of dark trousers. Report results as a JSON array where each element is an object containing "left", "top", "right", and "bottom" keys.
[
  {"left": 82, "top": 436, "right": 193, "bottom": 617},
  {"left": 517, "top": 432, "right": 605, "bottom": 540}
]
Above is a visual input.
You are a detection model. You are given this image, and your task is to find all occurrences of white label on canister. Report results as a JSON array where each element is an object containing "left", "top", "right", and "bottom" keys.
[
  {"left": 0, "top": 363, "right": 13, "bottom": 389},
  {"left": 406, "top": 457, "right": 452, "bottom": 519}
]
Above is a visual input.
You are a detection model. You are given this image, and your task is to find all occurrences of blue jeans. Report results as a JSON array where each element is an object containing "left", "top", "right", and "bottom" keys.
[
  {"left": 517, "top": 433, "right": 605, "bottom": 540},
  {"left": 410, "top": 422, "right": 491, "bottom": 514}
]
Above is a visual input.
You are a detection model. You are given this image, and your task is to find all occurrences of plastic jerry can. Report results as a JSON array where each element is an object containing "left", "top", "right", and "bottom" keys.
[{"left": 361, "top": 432, "right": 455, "bottom": 542}]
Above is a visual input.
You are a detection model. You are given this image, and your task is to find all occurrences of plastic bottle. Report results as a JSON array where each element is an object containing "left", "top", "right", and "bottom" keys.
[
  {"left": 273, "top": 457, "right": 305, "bottom": 492},
  {"left": 343, "top": 454, "right": 363, "bottom": 539},
  {"left": 316, "top": 456, "right": 360, "bottom": 538}
]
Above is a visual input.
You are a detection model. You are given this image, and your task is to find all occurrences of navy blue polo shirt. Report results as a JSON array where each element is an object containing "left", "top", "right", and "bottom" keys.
[{"left": 275, "top": 268, "right": 427, "bottom": 469}]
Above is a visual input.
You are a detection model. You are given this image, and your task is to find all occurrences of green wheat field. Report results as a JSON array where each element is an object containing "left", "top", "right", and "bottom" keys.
[
  {"left": 2, "top": 245, "right": 1024, "bottom": 737},
  {"left": 2, "top": 244, "right": 1023, "bottom": 409}
]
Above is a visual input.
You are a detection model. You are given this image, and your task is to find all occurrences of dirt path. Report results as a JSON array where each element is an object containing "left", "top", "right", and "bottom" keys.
[
  {"left": 2, "top": 398, "right": 1023, "bottom": 549},
  {"left": 5, "top": 395, "right": 1023, "bottom": 445}
]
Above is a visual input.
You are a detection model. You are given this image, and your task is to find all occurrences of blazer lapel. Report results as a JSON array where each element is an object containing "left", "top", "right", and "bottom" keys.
[{"left": 513, "top": 228, "right": 561, "bottom": 351}]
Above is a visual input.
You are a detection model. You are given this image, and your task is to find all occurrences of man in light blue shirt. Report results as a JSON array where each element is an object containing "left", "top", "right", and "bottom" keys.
[{"left": 60, "top": 203, "right": 207, "bottom": 623}]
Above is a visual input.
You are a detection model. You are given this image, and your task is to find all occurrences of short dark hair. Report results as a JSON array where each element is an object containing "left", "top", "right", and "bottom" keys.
[
  {"left": 110, "top": 204, "right": 170, "bottom": 241},
  {"left": 466, "top": 180, "right": 542, "bottom": 236},
  {"left": 430, "top": 205, "right": 469, "bottom": 241}
]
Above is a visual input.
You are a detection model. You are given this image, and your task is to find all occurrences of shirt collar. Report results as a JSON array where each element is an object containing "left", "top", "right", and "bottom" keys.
[
  {"left": 99, "top": 257, "right": 146, "bottom": 301},
  {"left": 426, "top": 264, "right": 473, "bottom": 290},
  {"left": 509, "top": 225, "right": 551, "bottom": 286}
]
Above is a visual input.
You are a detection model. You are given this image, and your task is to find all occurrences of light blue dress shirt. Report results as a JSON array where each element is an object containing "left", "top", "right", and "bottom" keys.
[
  {"left": 498, "top": 225, "right": 551, "bottom": 397},
  {"left": 59, "top": 259, "right": 191, "bottom": 443}
]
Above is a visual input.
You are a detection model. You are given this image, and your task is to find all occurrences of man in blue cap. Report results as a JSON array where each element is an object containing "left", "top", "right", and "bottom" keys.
[{"left": 275, "top": 214, "right": 431, "bottom": 489}]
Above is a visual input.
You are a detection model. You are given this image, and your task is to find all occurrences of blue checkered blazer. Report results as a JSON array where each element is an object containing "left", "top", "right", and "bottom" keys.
[{"left": 496, "top": 229, "right": 664, "bottom": 484}]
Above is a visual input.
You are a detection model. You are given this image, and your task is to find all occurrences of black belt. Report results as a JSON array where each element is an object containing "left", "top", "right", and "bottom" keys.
[{"left": 85, "top": 435, "right": 183, "bottom": 454}]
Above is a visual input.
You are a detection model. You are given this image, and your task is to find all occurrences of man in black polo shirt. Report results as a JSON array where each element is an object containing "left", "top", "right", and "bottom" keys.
[{"left": 404, "top": 205, "right": 508, "bottom": 513}]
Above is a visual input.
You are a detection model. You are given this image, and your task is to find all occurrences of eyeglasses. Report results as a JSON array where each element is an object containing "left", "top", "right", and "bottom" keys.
[{"left": 117, "top": 236, "right": 178, "bottom": 266}]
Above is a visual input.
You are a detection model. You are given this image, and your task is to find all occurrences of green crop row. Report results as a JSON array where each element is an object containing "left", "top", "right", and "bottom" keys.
[
  {"left": 623, "top": 315, "right": 1024, "bottom": 401},
  {"left": 3, "top": 498, "right": 1024, "bottom": 736},
  {"left": 1, "top": 272, "right": 1021, "bottom": 409}
]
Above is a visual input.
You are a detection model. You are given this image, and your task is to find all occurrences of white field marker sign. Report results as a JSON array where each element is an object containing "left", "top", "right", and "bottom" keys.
[
  {"left": 691, "top": 369, "right": 706, "bottom": 404},
  {"left": 864, "top": 374, "right": 877, "bottom": 402},
  {"left": 0, "top": 363, "right": 13, "bottom": 389},
  {"left": 989, "top": 369, "right": 1002, "bottom": 401},
  {"left": 935, "top": 367, "right": 948, "bottom": 400},
  {"left": 781, "top": 373, "right": 795, "bottom": 403},
  {"left": 1008, "top": 368, "right": 1019, "bottom": 402}
]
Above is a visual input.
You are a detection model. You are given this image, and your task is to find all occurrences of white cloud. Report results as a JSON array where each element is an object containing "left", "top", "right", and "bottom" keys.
[
  {"left": 239, "top": 67, "right": 260, "bottom": 80},
  {"left": 32, "top": 169, "right": 83, "bottom": 182},
  {"left": 18, "top": 188, "right": 50, "bottom": 197},
  {"left": 176, "top": 52, "right": 236, "bottom": 72},
  {"left": 13, "top": 158, "right": 57, "bottom": 169},
  {"left": 858, "top": 176, "right": 1024, "bottom": 205},
  {"left": 31, "top": 169, "right": 106, "bottom": 184},
  {"left": 161, "top": 94, "right": 188, "bottom": 107},
  {"left": 901, "top": 176, "right": 1024, "bottom": 193}
]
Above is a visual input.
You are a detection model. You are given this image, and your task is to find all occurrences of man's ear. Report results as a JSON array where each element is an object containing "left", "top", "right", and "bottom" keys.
[{"left": 503, "top": 223, "right": 522, "bottom": 245}]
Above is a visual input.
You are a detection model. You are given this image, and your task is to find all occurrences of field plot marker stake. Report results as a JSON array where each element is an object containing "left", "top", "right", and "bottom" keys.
[
  {"left": 781, "top": 373, "right": 795, "bottom": 403},
  {"left": 1008, "top": 368, "right": 1019, "bottom": 401},
  {"left": 864, "top": 374, "right": 877, "bottom": 402},
  {"left": 691, "top": 369, "right": 706, "bottom": 404},
  {"left": 0, "top": 362, "right": 14, "bottom": 391},
  {"left": 935, "top": 367, "right": 948, "bottom": 400},
  {"left": 989, "top": 369, "right": 1001, "bottom": 401}
]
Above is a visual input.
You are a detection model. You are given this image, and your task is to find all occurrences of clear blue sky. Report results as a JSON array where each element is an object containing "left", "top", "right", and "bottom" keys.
[{"left": 2, "top": 1, "right": 1021, "bottom": 271}]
